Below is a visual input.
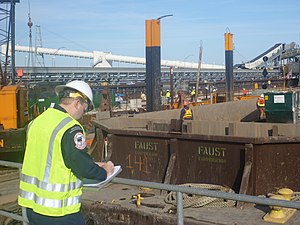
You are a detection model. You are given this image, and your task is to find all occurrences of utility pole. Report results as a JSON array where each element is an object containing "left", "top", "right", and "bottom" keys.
[
  {"left": 170, "top": 66, "right": 174, "bottom": 106},
  {"left": 195, "top": 42, "right": 203, "bottom": 101}
]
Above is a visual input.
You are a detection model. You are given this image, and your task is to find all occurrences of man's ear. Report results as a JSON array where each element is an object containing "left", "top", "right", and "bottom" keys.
[{"left": 73, "top": 98, "right": 80, "bottom": 110}]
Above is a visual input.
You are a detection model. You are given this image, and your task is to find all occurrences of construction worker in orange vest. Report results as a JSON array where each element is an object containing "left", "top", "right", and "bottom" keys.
[{"left": 257, "top": 94, "right": 266, "bottom": 120}]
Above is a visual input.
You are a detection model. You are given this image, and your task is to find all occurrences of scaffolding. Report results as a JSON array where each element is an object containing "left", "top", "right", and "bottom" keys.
[{"left": 0, "top": 0, "right": 19, "bottom": 85}]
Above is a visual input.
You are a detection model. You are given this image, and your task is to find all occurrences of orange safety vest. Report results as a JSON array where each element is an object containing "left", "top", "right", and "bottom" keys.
[{"left": 257, "top": 97, "right": 265, "bottom": 107}]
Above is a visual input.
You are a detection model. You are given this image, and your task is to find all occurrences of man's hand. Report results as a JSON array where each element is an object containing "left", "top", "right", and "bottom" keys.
[{"left": 96, "top": 161, "right": 114, "bottom": 177}]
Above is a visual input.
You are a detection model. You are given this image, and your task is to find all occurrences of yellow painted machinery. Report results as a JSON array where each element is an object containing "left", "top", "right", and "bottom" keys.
[
  {"left": 0, "top": 85, "right": 28, "bottom": 162},
  {"left": 0, "top": 85, "right": 29, "bottom": 129},
  {"left": 0, "top": 0, "right": 28, "bottom": 162}
]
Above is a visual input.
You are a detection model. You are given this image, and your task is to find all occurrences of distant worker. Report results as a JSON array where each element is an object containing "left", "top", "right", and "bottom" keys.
[
  {"left": 191, "top": 87, "right": 196, "bottom": 102},
  {"left": 141, "top": 92, "right": 146, "bottom": 101},
  {"left": 176, "top": 90, "right": 183, "bottom": 108},
  {"left": 243, "top": 88, "right": 247, "bottom": 96},
  {"left": 18, "top": 80, "right": 115, "bottom": 225},
  {"left": 115, "top": 93, "right": 124, "bottom": 104},
  {"left": 257, "top": 94, "right": 266, "bottom": 120},
  {"left": 165, "top": 89, "right": 171, "bottom": 104},
  {"left": 180, "top": 100, "right": 193, "bottom": 121}
]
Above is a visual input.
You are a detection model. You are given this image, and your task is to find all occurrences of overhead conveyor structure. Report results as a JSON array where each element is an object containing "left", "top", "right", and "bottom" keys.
[
  {"left": 3, "top": 45, "right": 225, "bottom": 69},
  {"left": 245, "top": 42, "right": 300, "bottom": 69}
]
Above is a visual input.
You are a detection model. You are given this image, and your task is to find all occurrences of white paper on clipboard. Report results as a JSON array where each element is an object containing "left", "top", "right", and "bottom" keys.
[{"left": 83, "top": 165, "right": 122, "bottom": 188}]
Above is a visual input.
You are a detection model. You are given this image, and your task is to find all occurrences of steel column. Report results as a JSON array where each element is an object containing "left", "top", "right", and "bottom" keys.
[
  {"left": 225, "top": 32, "right": 234, "bottom": 101},
  {"left": 145, "top": 19, "right": 161, "bottom": 111}
]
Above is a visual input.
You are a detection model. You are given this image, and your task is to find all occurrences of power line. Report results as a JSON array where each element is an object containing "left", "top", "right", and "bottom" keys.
[
  {"left": 41, "top": 26, "right": 92, "bottom": 52},
  {"left": 234, "top": 48, "right": 248, "bottom": 63}
]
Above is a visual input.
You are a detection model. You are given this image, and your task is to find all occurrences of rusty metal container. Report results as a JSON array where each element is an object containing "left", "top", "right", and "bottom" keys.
[{"left": 93, "top": 99, "right": 300, "bottom": 196}]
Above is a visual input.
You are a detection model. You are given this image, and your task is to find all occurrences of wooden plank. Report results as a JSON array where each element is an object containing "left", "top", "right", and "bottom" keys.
[
  {"left": 237, "top": 144, "right": 253, "bottom": 209},
  {"left": 0, "top": 193, "right": 17, "bottom": 209},
  {"left": 161, "top": 139, "right": 178, "bottom": 195},
  {"left": 163, "top": 153, "right": 176, "bottom": 185}
]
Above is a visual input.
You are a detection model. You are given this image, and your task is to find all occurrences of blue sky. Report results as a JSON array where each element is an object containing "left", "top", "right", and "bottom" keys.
[{"left": 15, "top": 0, "right": 300, "bottom": 67}]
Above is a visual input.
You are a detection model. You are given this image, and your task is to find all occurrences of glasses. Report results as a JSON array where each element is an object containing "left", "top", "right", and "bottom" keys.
[
  {"left": 77, "top": 98, "right": 88, "bottom": 113},
  {"left": 82, "top": 102, "right": 88, "bottom": 113},
  {"left": 70, "top": 92, "right": 90, "bottom": 112}
]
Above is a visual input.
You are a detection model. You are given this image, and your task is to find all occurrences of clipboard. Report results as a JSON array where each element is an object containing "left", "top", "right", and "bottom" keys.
[{"left": 83, "top": 165, "right": 122, "bottom": 189}]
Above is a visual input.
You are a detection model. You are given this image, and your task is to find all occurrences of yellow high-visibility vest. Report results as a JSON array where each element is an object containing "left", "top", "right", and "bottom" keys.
[
  {"left": 183, "top": 108, "right": 193, "bottom": 119},
  {"left": 18, "top": 108, "right": 84, "bottom": 216}
]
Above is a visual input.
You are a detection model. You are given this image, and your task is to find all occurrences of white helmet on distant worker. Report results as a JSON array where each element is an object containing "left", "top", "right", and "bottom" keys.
[
  {"left": 55, "top": 80, "right": 94, "bottom": 110},
  {"left": 260, "top": 94, "right": 264, "bottom": 98}
]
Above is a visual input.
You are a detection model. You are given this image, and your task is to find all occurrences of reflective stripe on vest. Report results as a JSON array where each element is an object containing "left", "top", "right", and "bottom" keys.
[
  {"left": 43, "top": 117, "right": 73, "bottom": 182},
  {"left": 19, "top": 190, "right": 81, "bottom": 208},
  {"left": 183, "top": 108, "right": 193, "bottom": 119},
  {"left": 20, "top": 173, "right": 82, "bottom": 192}
]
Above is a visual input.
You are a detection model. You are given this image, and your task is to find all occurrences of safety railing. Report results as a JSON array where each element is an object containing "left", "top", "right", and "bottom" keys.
[
  {"left": 0, "top": 160, "right": 27, "bottom": 225},
  {"left": 112, "top": 178, "right": 300, "bottom": 225},
  {"left": 1, "top": 159, "right": 300, "bottom": 225}
]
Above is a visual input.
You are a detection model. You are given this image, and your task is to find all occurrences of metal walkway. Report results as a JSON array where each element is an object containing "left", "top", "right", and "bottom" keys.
[{"left": 15, "top": 67, "right": 280, "bottom": 85}]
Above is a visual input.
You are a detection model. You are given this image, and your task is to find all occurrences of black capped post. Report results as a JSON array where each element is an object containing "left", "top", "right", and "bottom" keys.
[
  {"left": 145, "top": 19, "right": 161, "bottom": 112},
  {"left": 224, "top": 30, "right": 234, "bottom": 101},
  {"left": 145, "top": 15, "right": 172, "bottom": 112}
]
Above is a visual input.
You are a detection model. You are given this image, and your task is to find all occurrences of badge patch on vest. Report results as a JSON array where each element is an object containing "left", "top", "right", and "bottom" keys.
[{"left": 74, "top": 132, "right": 86, "bottom": 150}]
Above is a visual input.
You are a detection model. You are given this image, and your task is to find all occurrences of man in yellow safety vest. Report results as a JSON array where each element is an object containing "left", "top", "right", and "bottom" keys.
[
  {"left": 180, "top": 100, "right": 193, "bottom": 121},
  {"left": 18, "top": 80, "right": 115, "bottom": 225},
  {"left": 165, "top": 89, "right": 171, "bottom": 104}
]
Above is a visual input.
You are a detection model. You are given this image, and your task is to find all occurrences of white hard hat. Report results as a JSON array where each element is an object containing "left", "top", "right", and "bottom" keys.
[
  {"left": 55, "top": 80, "right": 94, "bottom": 110},
  {"left": 260, "top": 94, "right": 264, "bottom": 97}
]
